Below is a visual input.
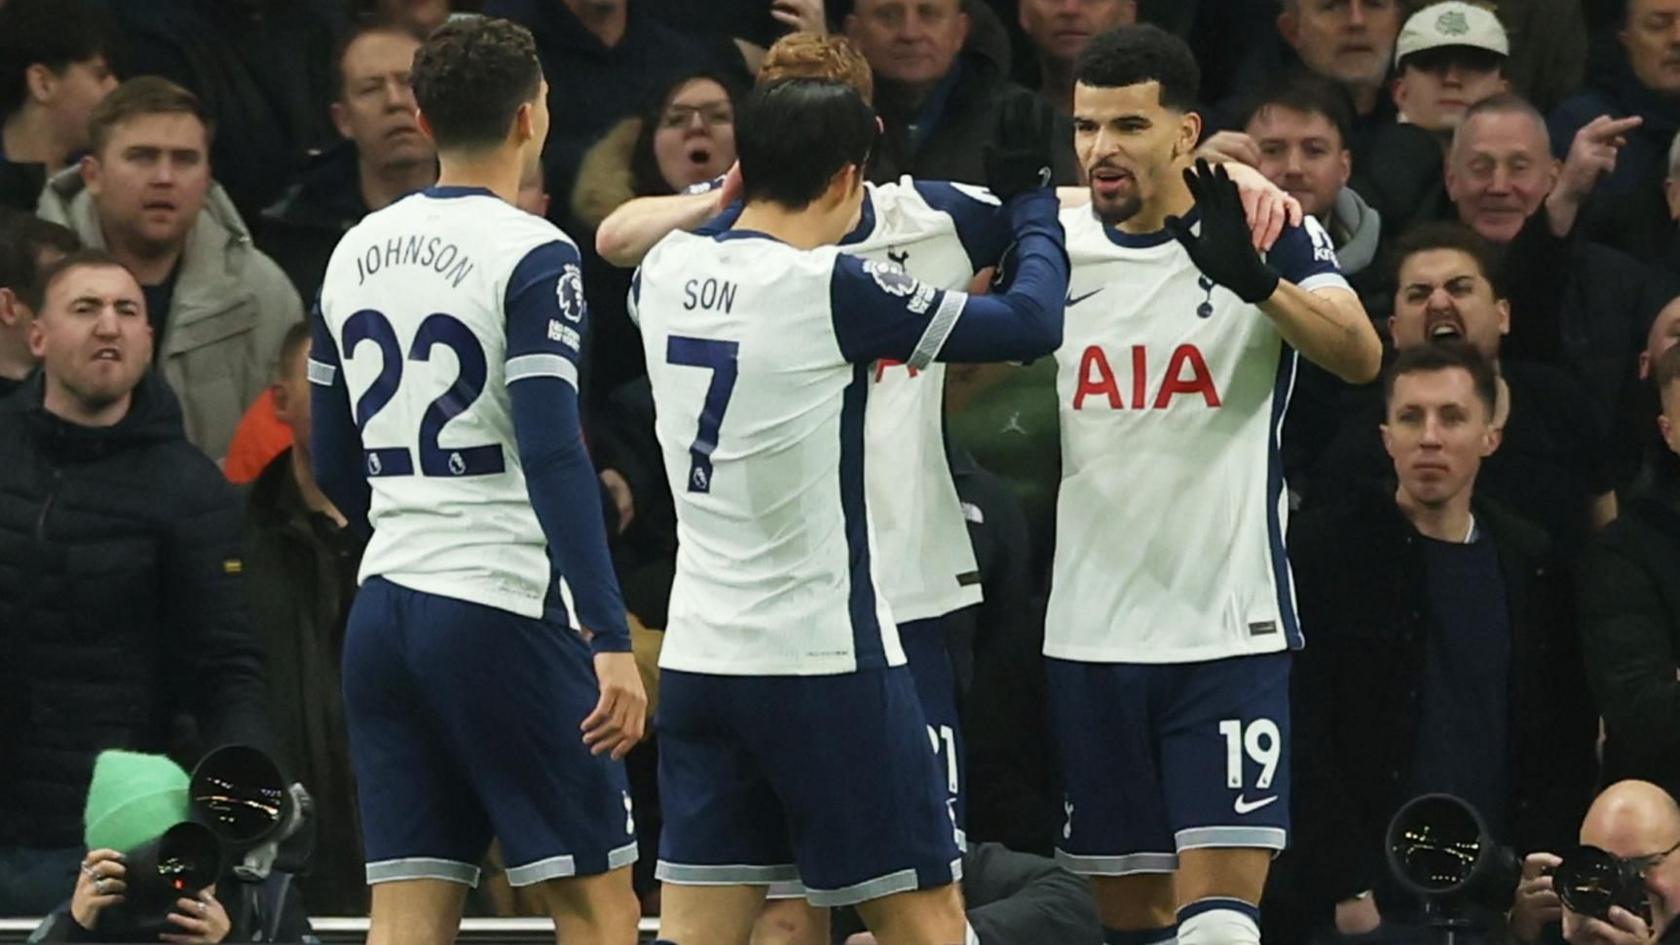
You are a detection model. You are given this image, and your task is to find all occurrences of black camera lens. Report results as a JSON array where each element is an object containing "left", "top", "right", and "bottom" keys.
[
  {"left": 1390, "top": 795, "right": 1485, "bottom": 893},
  {"left": 1553, "top": 845, "right": 1647, "bottom": 923},
  {"left": 190, "top": 745, "right": 286, "bottom": 844}
]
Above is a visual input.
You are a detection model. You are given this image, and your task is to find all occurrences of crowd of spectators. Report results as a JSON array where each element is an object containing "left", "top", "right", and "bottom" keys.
[{"left": 2, "top": 1, "right": 1680, "bottom": 943}]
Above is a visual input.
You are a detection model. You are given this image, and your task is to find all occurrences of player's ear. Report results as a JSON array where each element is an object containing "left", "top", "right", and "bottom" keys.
[
  {"left": 1176, "top": 110, "right": 1202, "bottom": 160},
  {"left": 415, "top": 110, "right": 438, "bottom": 145}
]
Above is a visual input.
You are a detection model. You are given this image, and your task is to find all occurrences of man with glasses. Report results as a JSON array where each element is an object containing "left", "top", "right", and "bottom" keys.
[{"left": 1563, "top": 781, "right": 1680, "bottom": 945}]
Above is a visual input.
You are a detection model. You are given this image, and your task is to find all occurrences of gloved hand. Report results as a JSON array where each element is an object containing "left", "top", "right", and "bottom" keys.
[
  {"left": 1164, "top": 158, "right": 1280, "bottom": 304},
  {"left": 985, "top": 94, "right": 1056, "bottom": 202}
]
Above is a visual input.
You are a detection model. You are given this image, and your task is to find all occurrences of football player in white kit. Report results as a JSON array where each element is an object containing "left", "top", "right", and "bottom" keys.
[
  {"left": 309, "top": 18, "right": 646, "bottom": 945},
  {"left": 634, "top": 77, "right": 1067, "bottom": 945},
  {"left": 1044, "top": 25, "right": 1382, "bottom": 945}
]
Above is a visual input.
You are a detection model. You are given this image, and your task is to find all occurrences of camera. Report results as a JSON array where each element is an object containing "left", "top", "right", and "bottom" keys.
[
  {"left": 96, "top": 821, "right": 223, "bottom": 938},
  {"left": 1551, "top": 844, "right": 1654, "bottom": 928}
]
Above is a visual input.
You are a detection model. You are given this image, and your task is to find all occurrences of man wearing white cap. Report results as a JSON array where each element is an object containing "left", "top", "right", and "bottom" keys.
[{"left": 1392, "top": 1, "right": 1510, "bottom": 138}]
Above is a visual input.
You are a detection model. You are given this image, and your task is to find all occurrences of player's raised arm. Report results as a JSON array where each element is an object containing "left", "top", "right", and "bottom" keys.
[
  {"left": 307, "top": 304, "right": 372, "bottom": 533},
  {"left": 501, "top": 239, "right": 634, "bottom": 658},
  {"left": 831, "top": 186, "right": 1069, "bottom": 368},
  {"left": 596, "top": 165, "right": 742, "bottom": 267},
  {"left": 1166, "top": 159, "right": 1381, "bottom": 384}
]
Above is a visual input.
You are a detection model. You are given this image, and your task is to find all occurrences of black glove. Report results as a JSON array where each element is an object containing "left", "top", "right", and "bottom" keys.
[
  {"left": 984, "top": 94, "right": 1056, "bottom": 202},
  {"left": 1164, "top": 158, "right": 1279, "bottom": 304}
]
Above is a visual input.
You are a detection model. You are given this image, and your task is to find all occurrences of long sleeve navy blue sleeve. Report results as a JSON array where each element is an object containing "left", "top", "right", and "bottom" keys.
[
  {"left": 830, "top": 189, "right": 1067, "bottom": 366},
  {"left": 504, "top": 240, "right": 631, "bottom": 654},
  {"left": 308, "top": 305, "right": 372, "bottom": 535}
]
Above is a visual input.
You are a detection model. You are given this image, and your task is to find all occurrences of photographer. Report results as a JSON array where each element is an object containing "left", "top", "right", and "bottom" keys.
[
  {"left": 27, "top": 750, "right": 311, "bottom": 944},
  {"left": 1561, "top": 781, "right": 1680, "bottom": 945}
]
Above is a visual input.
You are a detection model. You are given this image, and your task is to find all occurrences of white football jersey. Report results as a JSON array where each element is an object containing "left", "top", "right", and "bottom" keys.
[
  {"left": 634, "top": 195, "right": 1064, "bottom": 675},
  {"left": 710, "top": 178, "right": 1008, "bottom": 623},
  {"left": 313, "top": 186, "right": 596, "bottom": 623},
  {"left": 1043, "top": 207, "right": 1348, "bottom": 664}
]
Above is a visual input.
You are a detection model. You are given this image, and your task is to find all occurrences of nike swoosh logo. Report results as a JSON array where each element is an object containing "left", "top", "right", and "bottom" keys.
[
  {"left": 1234, "top": 794, "right": 1279, "bottom": 815},
  {"left": 1065, "top": 288, "right": 1104, "bottom": 307}
]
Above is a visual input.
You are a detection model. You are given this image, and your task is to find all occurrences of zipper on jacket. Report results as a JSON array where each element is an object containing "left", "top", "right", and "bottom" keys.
[{"left": 34, "top": 470, "right": 61, "bottom": 541}]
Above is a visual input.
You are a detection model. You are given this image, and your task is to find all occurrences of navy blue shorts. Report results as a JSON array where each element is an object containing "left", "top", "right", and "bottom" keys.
[
  {"left": 655, "top": 665, "right": 962, "bottom": 907},
  {"left": 900, "top": 618, "right": 965, "bottom": 838},
  {"left": 342, "top": 577, "right": 636, "bottom": 887},
  {"left": 1046, "top": 652, "right": 1291, "bottom": 876}
]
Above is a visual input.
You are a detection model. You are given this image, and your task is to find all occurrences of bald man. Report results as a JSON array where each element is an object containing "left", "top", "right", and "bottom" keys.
[{"left": 1562, "top": 781, "right": 1680, "bottom": 945}]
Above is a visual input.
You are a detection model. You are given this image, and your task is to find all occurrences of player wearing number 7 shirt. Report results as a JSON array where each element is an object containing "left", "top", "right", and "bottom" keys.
[
  {"left": 633, "top": 77, "right": 1066, "bottom": 945},
  {"left": 308, "top": 18, "right": 646, "bottom": 945},
  {"left": 1044, "top": 26, "right": 1383, "bottom": 945}
]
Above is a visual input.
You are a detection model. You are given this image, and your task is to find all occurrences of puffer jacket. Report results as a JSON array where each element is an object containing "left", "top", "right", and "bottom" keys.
[
  {"left": 37, "top": 166, "right": 301, "bottom": 462},
  {"left": 0, "top": 373, "right": 270, "bottom": 848}
]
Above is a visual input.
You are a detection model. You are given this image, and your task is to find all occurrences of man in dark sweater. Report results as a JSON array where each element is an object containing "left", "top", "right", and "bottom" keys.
[
  {"left": 1278, "top": 341, "right": 1596, "bottom": 945},
  {"left": 0, "top": 249, "right": 271, "bottom": 915}
]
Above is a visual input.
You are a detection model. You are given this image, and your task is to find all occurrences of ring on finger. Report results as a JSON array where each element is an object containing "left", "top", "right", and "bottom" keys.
[
  {"left": 94, "top": 877, "right": 107, "bottom": 894},
  {"left": 197, "top": 898, "right": 209, "bottom": 916}
]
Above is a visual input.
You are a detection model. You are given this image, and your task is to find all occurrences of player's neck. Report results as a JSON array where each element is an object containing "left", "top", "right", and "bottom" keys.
[
  {"left": 1398, "top": 486, "right": 1476, "bottom": 543},
  {"left": 435, "top": 152, "right": 521, "bottom": 207},
  {"left": 735, "top": 199, "right": 849, "bottom": 250},
  {"left": 1118, "top": 164, "right": 1195, "bottom": 235}
]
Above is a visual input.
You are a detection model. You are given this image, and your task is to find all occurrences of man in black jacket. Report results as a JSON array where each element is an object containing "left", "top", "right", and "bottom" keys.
[
  {"left": 1279, "top": 342, "right": 1597, "bottom": 944},
  {"left": 0, "top": 249, "right": 271, "bottom": 916},
  {"left": 246, "top": 321, "right": 365, "bottom": 916},
  {"left": 1580, "top": 344, "right": 1680, "bottom": 805},
  {"left": 845, "top": 0, "right": 1077, "bottom": 185}
]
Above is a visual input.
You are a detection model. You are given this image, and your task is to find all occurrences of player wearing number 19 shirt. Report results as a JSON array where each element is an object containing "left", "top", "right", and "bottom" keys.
[
  {"left": 1044, "top": 27, "right": 1382, "bottom": 945},
  {"left": 308, "top": 19, "right": 645, "bottom": 945},
  {"left": 634, "top": 78, "right": 1067, "bottom": 944}
]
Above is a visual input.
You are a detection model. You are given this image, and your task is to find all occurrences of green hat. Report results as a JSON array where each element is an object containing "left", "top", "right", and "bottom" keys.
[{"left": 83, "top": 750, "right": 191, "bottom": 853}]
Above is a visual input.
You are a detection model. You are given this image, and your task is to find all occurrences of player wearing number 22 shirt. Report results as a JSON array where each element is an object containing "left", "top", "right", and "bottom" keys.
[
  {"left": 633, "top": 78, "right": 1067, "bottom": 918},
  {"left": 308, "top": 183, "right": 641, "bottom": 890}
]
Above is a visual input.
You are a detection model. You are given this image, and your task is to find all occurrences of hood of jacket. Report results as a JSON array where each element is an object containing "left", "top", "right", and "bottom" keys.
[
  {"left": 36, "top": 164, "right": 269, "bottom": 352},
  {"left": 571, "top": 116, "right": 643, "bottom": 231},
  {"left": 1328, "top": 186, "right": 1382, "bottom": 275},
  {"left": 4, "top": 369, "right": 187, "bottom": 459}
]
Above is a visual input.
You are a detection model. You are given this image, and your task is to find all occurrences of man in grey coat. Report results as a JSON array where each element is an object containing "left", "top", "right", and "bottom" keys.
[{"left": 36, "top": 76, "right": 299, "bottom": 461}]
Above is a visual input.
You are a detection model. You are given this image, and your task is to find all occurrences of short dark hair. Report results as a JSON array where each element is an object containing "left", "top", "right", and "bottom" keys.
[
  {"left": 278, "top": 320, "right": 312, "bottom": 378},
  {"left": 1239, "top": 71, "right": 1354, "bottom": 151},
  {"left": 1383, "top": 339, "right": 1500, "bottom": 419},
  {"left": 1390, "top": 221, "right": 1507, "bottom": 300},
  {"left": 1074, "top": 24, "right": 1200, "bottom": 113},
  {"left": 27, "top": 248, "right": 132, "bottom": 314},
  {"left": 0, "top": 210, "right": 80, "bottom": 304},
  {"left": 411, "top": 15, "right": 543, "bottom": 152},
  {"left": 0, "top": 0, "right": 115, "bottom": 121},
  {"left": 88, "top": 77, "right": 214, "bottom": 158},
  {"left": 333, "top": 18, "right": 420, "bottom": 101},
  {"left": 736, "top": 78, "right": 876, "bottom": 208}
]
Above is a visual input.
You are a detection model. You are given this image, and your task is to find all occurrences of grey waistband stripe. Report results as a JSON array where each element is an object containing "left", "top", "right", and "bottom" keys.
[
  {"left": 307, "top": 359, "right": 337, "bottom": 386},
  {"left": 366, "top": 857, "right": 481, "bottom": 887}
]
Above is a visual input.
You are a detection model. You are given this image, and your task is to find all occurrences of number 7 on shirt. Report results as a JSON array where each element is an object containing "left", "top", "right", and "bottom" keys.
[{"left": 665, "top": 335, "right": 740, "bottom": 493}]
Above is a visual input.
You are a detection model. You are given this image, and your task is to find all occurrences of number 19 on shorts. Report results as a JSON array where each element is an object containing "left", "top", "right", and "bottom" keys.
[{"left": 1218, "top": 718, "right": 1280, "bottom": 792}]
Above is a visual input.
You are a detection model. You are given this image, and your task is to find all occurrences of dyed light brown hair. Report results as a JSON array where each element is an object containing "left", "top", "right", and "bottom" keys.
[{"left": 758, "top": 32, "right": 874, "bottom": 106}]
